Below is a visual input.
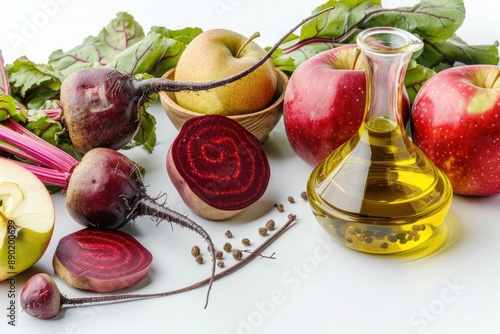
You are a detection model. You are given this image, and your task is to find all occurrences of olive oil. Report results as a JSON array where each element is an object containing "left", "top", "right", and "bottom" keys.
[
  {"left": 307, "top": 116, "right": 453, "bottom": 254},
  {"left": 306, "top": 27, "right": 453, "bottom": 255}
]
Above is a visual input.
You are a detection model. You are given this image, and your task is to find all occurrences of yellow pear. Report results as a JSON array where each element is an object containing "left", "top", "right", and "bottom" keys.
[{"left": 174, "top": 29, "right": 278, "bottom": 115}]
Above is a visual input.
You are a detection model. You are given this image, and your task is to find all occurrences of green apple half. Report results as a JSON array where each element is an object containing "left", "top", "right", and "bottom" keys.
[
  {"left": 174, "top": 29, "right": 278, "bottom": 115},
  {"left": 0, "top": 159, "right": 55, "bottom": 281}
]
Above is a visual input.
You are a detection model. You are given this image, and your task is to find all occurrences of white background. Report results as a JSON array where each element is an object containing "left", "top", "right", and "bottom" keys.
[{"left": 1, "top": 1, "right": 500, "bottom": 333}]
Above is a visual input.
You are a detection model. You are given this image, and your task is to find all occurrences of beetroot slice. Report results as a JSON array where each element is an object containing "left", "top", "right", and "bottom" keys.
[
  {"left": 170, "top": 115, "right": 270, "bottom": 211},
  {"left": 53, "top": 229, "right": 153, "bottom": 292}
]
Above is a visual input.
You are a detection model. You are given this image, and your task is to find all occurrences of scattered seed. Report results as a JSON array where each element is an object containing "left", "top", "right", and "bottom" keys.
[
  {"left": 241, "top": 238, "right": 251, "bottom": 246},
  {"left": 300, "top": 191, "right": 308, "bottom": 201},
  {"left": 191, "top": 246, "right": 200, "bottom": 257},
  {"left": 412, "top": 225, "right": 422, "bottom": 231},
  {"left": 409, "top": 230, "right": 419, "bottom": 237},
  {"left": 195, "top": 255, "right": 204, "bottom": 264},
  {"left": 388, "top": 235, "right": 398, "bottom": 243},
  {"left": 375, "top": 231, "right": 386, "bottom": 239},
  {"left": 287, "top": 196, "right": 295, "bottom": 203},
  {"left": 232, "top": 249, "right": 243, "bottom": 260},
  {"left": 275, "top": 203, "right": 284, "bottom": 212},
  {"left": 395, "top": 233, "right": 407, "bottom": 240},
  {"left": 365, "top": 237, "right": 373, "bottom": 244},
  {"left": 381, "top": 243, "right": 389, "bottom": 249},
  {"left": 225, "top": 230, "right": 233, "bottom": 238},
  {"left": 217, "top": 261, "right": 225, "bottom": 268},
  {"left": 215, "top": 251, "right": 224, "bottom": 260},
  {"left": 346, "top": 237, "right": 354, "bottom": 243},
  {"left": 223, "top": 242, "right": 232, "bottom": 252},
  {"left": 287, "top": 214, "right": 294, "bottom": 220},
  {"left": 265, "top": 220, "right": 275, "bottom": 231},
  {"left": 258, "top": 227, "right": 268, "bottom": 236}
]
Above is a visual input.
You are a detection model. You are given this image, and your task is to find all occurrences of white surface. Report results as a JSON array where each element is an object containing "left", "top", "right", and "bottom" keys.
[{"left": 1, "top": 1, "right": 500, "bottom": 334}]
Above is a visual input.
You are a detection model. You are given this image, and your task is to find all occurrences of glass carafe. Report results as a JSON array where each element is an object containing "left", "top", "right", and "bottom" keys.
[{"left": 306, "top": 27, "right": 453, "bottom": 255}]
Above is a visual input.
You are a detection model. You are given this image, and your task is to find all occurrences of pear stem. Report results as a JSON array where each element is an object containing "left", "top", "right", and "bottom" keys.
[
  {"left": 235, "top": 32, "right": 261, "bottom": 58},
  {"left": 352, "top": 47, "right": 362, "bottom": 70},
  {"left": 488, "top": 68, "right": 500, "bottom": 89}
]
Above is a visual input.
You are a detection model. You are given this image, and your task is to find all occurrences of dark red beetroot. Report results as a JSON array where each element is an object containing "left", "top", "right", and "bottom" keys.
[
  {"left": 53, "top": 229, "right": 153, "bottom": 292},
  {"left": 59, "top": 8, "right": 335, "bottom": 154},
  {"left": 20, "top": 273, "right": 62, "bottom": 319},
  {"left": 167, "top": 115, "right": 270, "bottom": 220}
]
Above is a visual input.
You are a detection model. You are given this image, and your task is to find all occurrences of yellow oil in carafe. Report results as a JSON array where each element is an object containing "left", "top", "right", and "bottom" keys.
[{"left": 307, "top": 115, "right": 453, "bottom": 254}]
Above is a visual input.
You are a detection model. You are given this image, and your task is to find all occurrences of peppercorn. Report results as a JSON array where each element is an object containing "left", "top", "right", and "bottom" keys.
[
  {"left": 300, "top": 191, "right": 308, "bottom": 201},
  {"left": 225, "top": 230, "right": 233, "bottom": 238},
  {"left": 195, "top": 255, "right": 204, "bottom": 264},
  {"left": 259, "top": 227, "right": 268, "bottom": 236},
  {"left": 287, "top": 196, "right": 295, "bottom": 203},
  {"left": 217, "top": 261, "right": 225, "bottom": 268},
  {"left": 275, "top": 203, "right": 284, "bottom": 212},
  {"left": 232, "top": 249, "right": 243, "bottom": 260},
  {"left": 191, "top": 246, "right": 200, "bottom": 257},
  {"left": 223, "top": 242, "right": 232, "bottom": 252},
  {"left": 265, "top": 219, "right": 275, "bottom": 231},
  {"left": 215, "top": 251, "right": 224, "bottom": 260},
  {"left": 241, "top": 238, "right": 251, "bottom": 246}
]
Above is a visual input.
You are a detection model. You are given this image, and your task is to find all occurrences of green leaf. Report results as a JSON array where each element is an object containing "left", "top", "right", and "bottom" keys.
[
  {"left": 429, "top": 35, "right": 499, "bottom": 66},
  {"left": 48, "top": 12, "right": 145, "bottom": 77},
  {"left": 361, "top": 0, "right": 465, "bottom": 43},
  {"left": 404, "top": 60, "right": 436, "bottom": 103},
  {"left": 273, "top": 42, "right": 338, "bottom": 74},
  {"left": 25, "top": 108, "right": 82, "bottom": 160},
  {"left": 5, "top": 57, "right": 63, "bottom": 109},
  {"left": 0, "top": 94, "right": 26, "bottom": 122},
  {"left": 122, "top": 106, "right": 157, "bottom": 154},
  {"left": 151, "top": 26, "right": 202, "bottom": 45},
  {"left": 107, "top": 27, "right": 202, "bottom": 78}
]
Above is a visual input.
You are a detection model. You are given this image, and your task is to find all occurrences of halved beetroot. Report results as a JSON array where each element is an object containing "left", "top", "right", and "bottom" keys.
[
  {"left": 167, "top": 115, "right": 271, "bottom": 220},
  {"left": 53, "top": 229, "right": 153, "bottom": 292}
]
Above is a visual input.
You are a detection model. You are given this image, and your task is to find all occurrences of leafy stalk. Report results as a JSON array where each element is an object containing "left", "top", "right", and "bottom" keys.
[{"left": 0, "top": 119, "right": 78, "bottom": 187}]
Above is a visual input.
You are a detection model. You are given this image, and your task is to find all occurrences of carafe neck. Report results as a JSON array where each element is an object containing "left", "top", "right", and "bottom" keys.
[{"left": 357, "top": 28, "right": 423, "bottom": 131}]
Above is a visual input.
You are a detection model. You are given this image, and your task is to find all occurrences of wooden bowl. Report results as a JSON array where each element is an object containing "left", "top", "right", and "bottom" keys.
[{"left": 159, "top": 67, "right": 288, "bottom": 142}]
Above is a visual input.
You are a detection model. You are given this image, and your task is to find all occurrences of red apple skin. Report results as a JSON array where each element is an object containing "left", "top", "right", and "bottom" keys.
[
  {"left": 411, "top": 65, "right": 500, "bottom": 196},
  {"left": 283, "top": 44, "right": 409, "bottom": 167}
]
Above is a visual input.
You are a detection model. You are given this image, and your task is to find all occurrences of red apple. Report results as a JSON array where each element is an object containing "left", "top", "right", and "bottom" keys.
[
  {"left": 411, "top": 65, "right": 500, "bottom": 196},
  {"left": 283, "top": 44, "right": 410, "bottom": 167}
]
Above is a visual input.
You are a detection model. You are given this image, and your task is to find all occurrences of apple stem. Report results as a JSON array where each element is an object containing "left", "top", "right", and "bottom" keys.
[
  {"left": 57, "top": 214, "right": 297, "bottom": 310},
  {"left": 489, "top": 68, "right": 500, "bottom": 89},
  {"left": 235, "top": 32, "right": 261, "bottom": 58},
  {"left": 352, "top": 47, "right": 362, "bottom": 70}
]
